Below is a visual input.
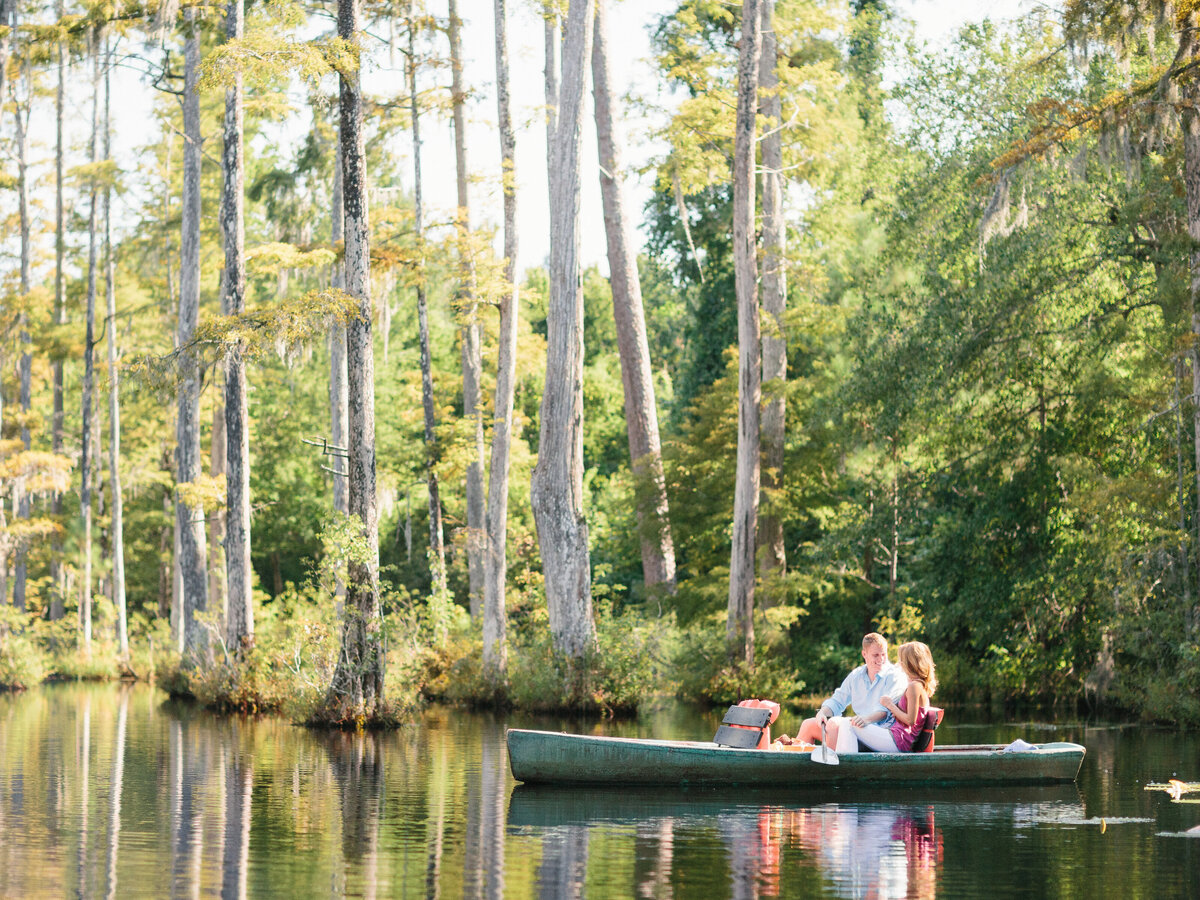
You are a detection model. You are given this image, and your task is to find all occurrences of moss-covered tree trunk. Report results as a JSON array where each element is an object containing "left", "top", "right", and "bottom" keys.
[
  {"left": 325, "top": 0, "right": 385, "bottom": 722},
  {"left": 178, "top": 9, "right": 210, "bottom": 665},
  {"left": 407, "top": 1, "right": 447, "bottom": 612},
  {"left": 223, "top": 0, "right": 254, "bottom": 655}
]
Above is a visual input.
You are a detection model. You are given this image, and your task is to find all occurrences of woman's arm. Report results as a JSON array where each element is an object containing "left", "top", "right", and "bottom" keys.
[{"left": 883, "top": 685, "right": 922, "bottom": 727}]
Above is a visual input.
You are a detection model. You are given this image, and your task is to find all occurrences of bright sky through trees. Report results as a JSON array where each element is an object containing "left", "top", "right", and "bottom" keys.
[{"left": 67, "top": 0, "right": 1029, "bottom": 283}]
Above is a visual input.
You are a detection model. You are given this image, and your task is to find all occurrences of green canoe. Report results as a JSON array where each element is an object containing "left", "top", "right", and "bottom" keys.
[{"left": 505, "top": 728, "right": 1086, "bottom": 787}]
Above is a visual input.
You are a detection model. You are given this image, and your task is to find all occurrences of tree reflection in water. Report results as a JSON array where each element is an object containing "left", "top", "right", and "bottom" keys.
[{"left": 322, "top": 731, "right": 384, "bottom": 899}]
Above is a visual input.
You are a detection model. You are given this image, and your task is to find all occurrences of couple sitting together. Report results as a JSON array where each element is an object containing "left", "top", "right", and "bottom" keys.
[{"left": 778, "top": 633, "right": 938, "bottom": 754}]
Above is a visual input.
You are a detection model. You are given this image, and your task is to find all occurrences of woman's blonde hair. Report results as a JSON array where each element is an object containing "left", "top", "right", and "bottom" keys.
[{"left": 897, "top": 641, "right": 937, "bottom": 697}]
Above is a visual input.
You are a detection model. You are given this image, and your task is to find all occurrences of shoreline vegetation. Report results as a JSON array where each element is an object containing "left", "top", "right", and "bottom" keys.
[{"left": 0, "top": 592, "right": 1183, "bottom": 726}]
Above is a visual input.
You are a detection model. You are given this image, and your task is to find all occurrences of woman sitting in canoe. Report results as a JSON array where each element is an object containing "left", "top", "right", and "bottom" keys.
[{"left": 877, "top": 641, "right": 938, "bottom": 752}]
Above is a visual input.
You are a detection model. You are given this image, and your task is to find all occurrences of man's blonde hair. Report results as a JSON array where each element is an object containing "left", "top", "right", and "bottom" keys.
[{"left": 862, "top": 632, "right": 887, "bottom": 651}]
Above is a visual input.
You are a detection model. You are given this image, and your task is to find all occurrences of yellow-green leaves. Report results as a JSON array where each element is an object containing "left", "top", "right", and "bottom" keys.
[
  {"left": 128, "top": 289, "right": 362, "bottom": 393},
  {"left": 247, "top": 242, "right": 337, "bottom": 275}
]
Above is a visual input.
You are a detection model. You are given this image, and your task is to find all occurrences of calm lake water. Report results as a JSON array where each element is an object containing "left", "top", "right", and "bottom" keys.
[{"left": 1, "top": 683, "right": 1198, "bottom": 898}]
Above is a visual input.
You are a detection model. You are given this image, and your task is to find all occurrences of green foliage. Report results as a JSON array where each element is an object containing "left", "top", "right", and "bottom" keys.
[
  {"left": 179, "top": 584, "right": 340, "bottom": 716},
  {"left": 672, "top": 607, "right": 806, "bottom": 706},
  {"left": 0, "top": 608, "right": 48, "bottom": 691},
  {"left": 502, "top": 609, "right": 675, "bottom": 715}
]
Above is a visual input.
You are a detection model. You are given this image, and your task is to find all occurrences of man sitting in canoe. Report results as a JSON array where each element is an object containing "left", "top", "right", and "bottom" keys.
[{"left": 778, "top": 632, "right": 908, "bottom": 752}]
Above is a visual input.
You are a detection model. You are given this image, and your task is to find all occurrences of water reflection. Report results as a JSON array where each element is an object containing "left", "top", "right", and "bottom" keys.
[
  {"left": 779, "top": 805, "right": 941, "bottom": 899},
  {"left": 2, "top": 685, "right": 1199, "bottom": 898}
]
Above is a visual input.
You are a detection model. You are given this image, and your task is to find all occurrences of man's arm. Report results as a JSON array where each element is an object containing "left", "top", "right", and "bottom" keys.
[{"left": 823, "top": 668, "right": 858, "bottom": 718}]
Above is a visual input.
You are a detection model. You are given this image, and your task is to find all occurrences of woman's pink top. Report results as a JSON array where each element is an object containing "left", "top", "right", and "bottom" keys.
[{"left": 890, "top": 693, "right": 924, "bottom": 752}]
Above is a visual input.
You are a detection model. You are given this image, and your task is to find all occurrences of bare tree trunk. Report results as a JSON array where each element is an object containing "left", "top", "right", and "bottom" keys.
[
  {"left": 50, "top": 0, "right": 67, "bottom": 622},
  {"left": 13, "top": 48, "right": 31, "bottom": 612},
  {"left": 104, "top": 41, "right": 129, "bottom": 661},
  {"left": 758, "top": 0, "right": 787, "bottom": 597},
  {"left": 408, "top": 2, "right": 448, "bottom": 611},
  {"left": 223, "top": 0, "right": 254, "bottom": 656},
  {"left": 179, "top": 9, "right": 210, "bottom": 665},
  {"left": 326, "top": 0, "right": 385, "bottom": 719},
  {"left": 483, "top": 0, "right": 519, "bottom": 680},
  {"left": 726, "top": 0, "right": 762, "bottom": 664},
  {"left": 591, "top": 0, "right": 676, "bottom": 598},
  {"left": 531, "top": 0, "right": 596, "bottom": 660},
  {"left": 449, "top": 0, "right": 486, "bottom": 621},
  {"left": 544, "top": 2, "right": 558, "bottom": 191},
  {"left": 80, "top": 32, "right": 101, "bottom": 654}
]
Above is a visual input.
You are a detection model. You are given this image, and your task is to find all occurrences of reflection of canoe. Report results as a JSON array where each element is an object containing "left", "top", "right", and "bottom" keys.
[
  {"left": 505, "top": 729, "right": 1085, "bottom": 787},
  {"left": 507, "top": 782, "right": 1086, "bottom": 829}
]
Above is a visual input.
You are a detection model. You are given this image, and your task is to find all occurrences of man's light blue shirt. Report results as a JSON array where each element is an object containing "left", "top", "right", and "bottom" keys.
[{"left": 823, "top": 662, "right": 907, "bottom": 726}]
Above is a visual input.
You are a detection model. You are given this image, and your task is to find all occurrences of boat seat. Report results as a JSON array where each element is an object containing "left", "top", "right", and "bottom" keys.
[
  {"left": 713, "top": 705, "right": 774, "bottom": 749},
  {"left": 911, "top": 707, "right": 944, "bottom": 753}
]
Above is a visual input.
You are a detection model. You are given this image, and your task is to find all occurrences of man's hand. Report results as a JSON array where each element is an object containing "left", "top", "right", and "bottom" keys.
[{"left": 816, "top": 707, "right": 830, "bottom": 724}]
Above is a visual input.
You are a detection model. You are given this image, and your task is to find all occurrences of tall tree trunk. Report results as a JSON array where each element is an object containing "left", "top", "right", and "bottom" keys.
[
  {"left": 408, "top": 2, "right": 448, "bottom": 613},
  {"left": 50, "top": 0, "right": 67, "bottom": 622},
  {"left": 726, "top": 0, "right": 762, "bottom": 664},
  {"left": 223, "top": 0, "right": 254, "bottom": 655},
  {"left": 531, "top": 0, "right": 596, "bottom": 660},
  {"left": 326, "top": 0, "right": 385, "bottom": 720},
  {"left": 331, "top": 137, "right": 348, "bottom": 520},
  {"left": 178, "top": 9, "right": 210, "bottom": 664},
  {"left": 1185, "top": 21, "right": 1200, "bottom": 613},
  {"left": 104, "top": 41, "right": 129, "bottom": 661},
  {"left": 210, "top": 391, "right": 227, "bottom": 627},
  {"left": 591, "top": 0, "right": 676, "bottom": 598},
  {"left": 544, "top": 2, "right": 558, "bottom": 192},
  {"left": 757, "top": 0, "right": 787, "bottom": 595},
  {"left": 330, "top": 129, "right": 349, "bottom": 616},
  {"left": 483, "top": 0, "right": 519, "bottom": 680},
  {"left": 13, "top": 48, "right": 31, "bottom": 612},
  {"left": 0, "top": 0, "right": 8, "bottom": 606},
  {"left": 80, "top": 32, "right": 101, "bottom": 653},
  {"left": 449, "top": 0, "right": 486, "bottom": 621}
]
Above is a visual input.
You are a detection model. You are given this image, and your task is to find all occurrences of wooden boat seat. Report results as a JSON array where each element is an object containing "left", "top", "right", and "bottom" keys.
[{"left": 713, "top": 705, "right": 774, "bottom": 749}]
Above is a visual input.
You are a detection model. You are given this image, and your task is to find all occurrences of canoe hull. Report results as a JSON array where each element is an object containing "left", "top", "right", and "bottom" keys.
[{"left": 506, "top": 729, "right": 1085, "bottom": 787}]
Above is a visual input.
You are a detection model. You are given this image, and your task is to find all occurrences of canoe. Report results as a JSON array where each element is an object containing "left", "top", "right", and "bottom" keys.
[{"left": 505, "top": 728, "right": 1085, "bottom": 787}]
